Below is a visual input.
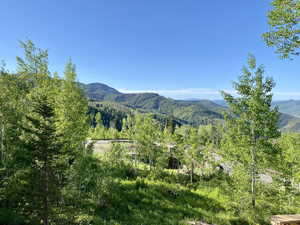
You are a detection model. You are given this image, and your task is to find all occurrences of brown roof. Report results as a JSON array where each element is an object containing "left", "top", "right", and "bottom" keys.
[{"left": 271, "top": 215, "right": 300, "bottom": 223}]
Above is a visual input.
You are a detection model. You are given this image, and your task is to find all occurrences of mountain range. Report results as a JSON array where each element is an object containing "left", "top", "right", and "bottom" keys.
[
  {"left": 213, "top": 99, "right": 300, "bottom": 118},
  {"left": 82, "top": 82, "right": 300, "bottom": 132},
  {"left": 272, "top": 100, "right": 300, "bottom": 118}
]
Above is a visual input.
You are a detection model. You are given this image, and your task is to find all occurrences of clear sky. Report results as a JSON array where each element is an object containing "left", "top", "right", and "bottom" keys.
[{"left": 0, "top": 0, "right": 299, "bottom": 100}]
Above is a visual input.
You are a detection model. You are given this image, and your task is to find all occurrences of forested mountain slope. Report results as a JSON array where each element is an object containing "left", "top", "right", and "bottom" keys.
[
  {"left": 214, "top": 99, "right": 300, "bottom": 118},
  {"left": 83, "top": 82, "right": 300, "bottom": 132},
  {"left": 81, "top": 83, "right": 121, "bottom": 101},
  {"left": 272, "top": 100, "right": 300, "bottom": 118},
  {"left": 83, "top": 83, "right": 225, "bottom": 126},
  {"left": 278, "top": 113, "right": 300, "bottom": 133}
]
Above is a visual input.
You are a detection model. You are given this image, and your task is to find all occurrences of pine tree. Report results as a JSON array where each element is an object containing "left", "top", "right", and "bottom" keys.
[
  {"left": 19, "top": 83, "right": 63, "bottom": 225},
  {"left": 12, "top": 41, "right": 64, "bottom": 224},
  {"left": 0, "top": 41, "right": 90, "bottom": 224}
]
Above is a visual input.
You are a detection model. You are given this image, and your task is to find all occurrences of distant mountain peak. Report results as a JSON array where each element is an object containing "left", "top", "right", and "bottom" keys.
[
  {"left": 81, "top": 82, "right": 121, "bottom": 101},
  {"left": 86, "top": 82, "right": 121, "bottom": 94}
]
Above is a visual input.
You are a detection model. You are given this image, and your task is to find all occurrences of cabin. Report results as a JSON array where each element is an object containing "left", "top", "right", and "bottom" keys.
[{"left": 271, "top": 215, "right": 300, "bottom": 225}]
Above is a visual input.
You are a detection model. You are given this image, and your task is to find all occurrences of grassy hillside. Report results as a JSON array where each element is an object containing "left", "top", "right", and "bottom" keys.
[{"left": 71, "top": 153, "right": 287, "bottom": 225}]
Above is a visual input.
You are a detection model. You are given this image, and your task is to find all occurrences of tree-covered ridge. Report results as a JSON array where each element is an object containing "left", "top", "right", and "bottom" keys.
[
  {"left": 83, "top": 82, "right": 300, "bottom": 133},
  {"left": 80, "top": 83, "right": 121, "bottom": 101},
  {"left": 215, "top": 99, "right": 300, "bottom": 118},
  {"left": 83, "top": 83, "right": 225, "bottom": 127},
  {"left": 272, "top": 100, "right": 300, "bottom": 117}
]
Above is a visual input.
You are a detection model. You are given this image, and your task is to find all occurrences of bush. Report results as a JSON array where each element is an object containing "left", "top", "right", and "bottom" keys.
[
  {"left": 0, "top": 209, "right": 29, "bottom": 225},
  {"left": 135, "top": 177, "right": 147, "bottom": 190}
]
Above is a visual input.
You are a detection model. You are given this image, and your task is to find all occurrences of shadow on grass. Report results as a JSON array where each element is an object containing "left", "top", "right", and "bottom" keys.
[{"left": 96, "top": 179, "right": 227, "bottom": 225}]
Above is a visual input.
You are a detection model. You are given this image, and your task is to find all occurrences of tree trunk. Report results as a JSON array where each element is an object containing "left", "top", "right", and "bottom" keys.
[
  {"left": 190, "top": 163, "right": 194, "bottom": 184},
  {"left": 251, "top": 142, "right": 256, "bottom": 209},
  {"left": 42, "top": 160, "right": 49, "bottom": 225},
  {"left": 0, "top": 121, "right": 4, "bottom": 164},
  {"left": 133, "top": 149, "right": 138, "bottom": 176},
  {"left": 250, "top": 124, "right": 257, "bottom": 209},
  {"left": 251, "top": 162, "right": 256, "bottom": 208}
]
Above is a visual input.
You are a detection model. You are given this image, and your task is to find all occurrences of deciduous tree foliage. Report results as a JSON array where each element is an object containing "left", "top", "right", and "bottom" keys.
[
  {"left": 263, "top": 0, "right": 300, "bottom": 58},
  {"left": 181, "top": 127, "right": 204, "bottom": 183},
  {"left": 221, "top": 54, "right": 281, "bottom": 209},
  {"left": 55, "top": 59, "right": 89, "bottom": 152},
  {"left": 132, "top": 114, "right": 163, "bottom": 170},
  {"left": 277, "top": 133, "right": 300, "bottom": 207}
]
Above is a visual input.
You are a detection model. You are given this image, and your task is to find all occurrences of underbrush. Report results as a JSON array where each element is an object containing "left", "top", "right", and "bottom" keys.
[
  {"left": 71, "top": 156, "right": 249, "bottom": 225},
  {"left": 90, "top": 156, "right": 300, "bottom": 225},
  {"left": 3, "top": 154, "right": 299, "bottom": 225}
]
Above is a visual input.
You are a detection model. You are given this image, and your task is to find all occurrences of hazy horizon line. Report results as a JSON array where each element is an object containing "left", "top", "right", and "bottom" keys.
[{"left": 118, "top": 88, "right": 300, "bottom": 101}]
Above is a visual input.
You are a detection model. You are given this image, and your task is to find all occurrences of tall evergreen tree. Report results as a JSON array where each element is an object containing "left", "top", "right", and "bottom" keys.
[
  {"left": 0, "top": 41, "right": 90, "bottom": 224},
  {"left": 19, "top": 82, "right": 63, "bottom": 225}
]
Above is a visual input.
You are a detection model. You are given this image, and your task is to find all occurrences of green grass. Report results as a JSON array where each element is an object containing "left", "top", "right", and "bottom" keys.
[
  {"left": 86, "top": 157, "right": 243, "bottom": 225},
  {"left": 70, "top": 155, "right": 300, "bottom": 225},
  {"left": 96, "top": 178, "right": 236, "bottom": 225}
]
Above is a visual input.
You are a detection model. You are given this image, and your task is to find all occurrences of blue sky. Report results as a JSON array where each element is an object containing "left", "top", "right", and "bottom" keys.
[{"left": 0, "top": 0, "right": 299, "bottom": 100}]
